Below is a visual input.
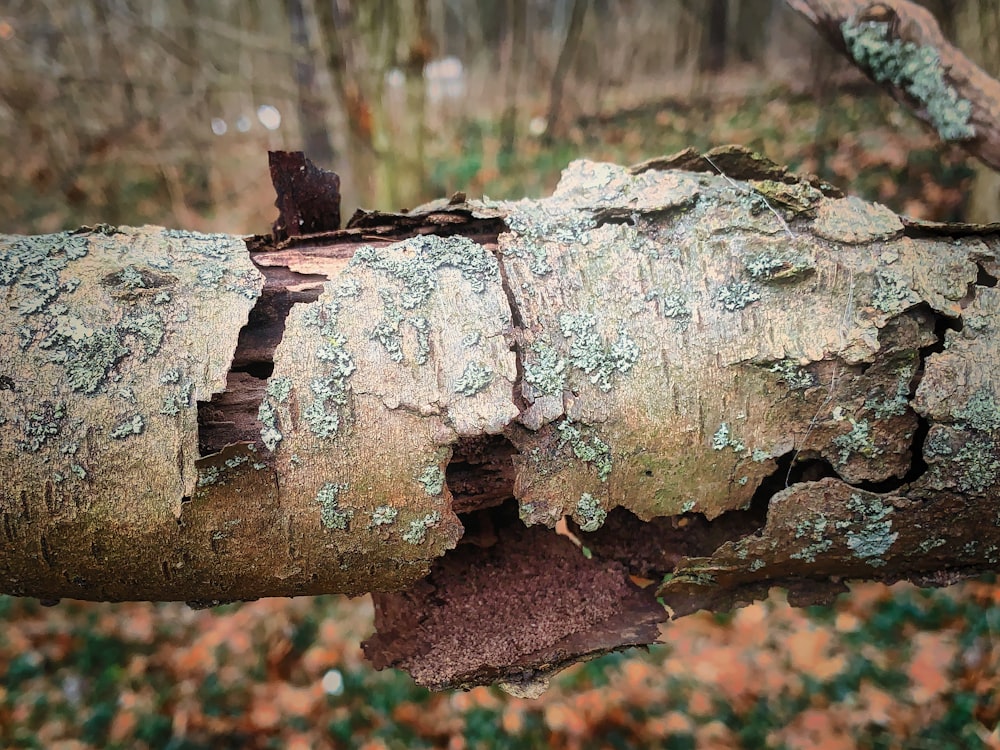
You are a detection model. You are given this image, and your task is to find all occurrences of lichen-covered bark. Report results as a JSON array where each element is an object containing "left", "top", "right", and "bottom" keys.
[
  {"left": 787, "top": 0, "right": 1000, "bottom": 169},
  {"left": 1, "top": 227, "right": 262, "bottom": 600},
  {"left": 2, "top": 147, "right": 1000, "bottom": 691},
  {"left": 253, "top": 234, "right": 518, "bottom": 594}
]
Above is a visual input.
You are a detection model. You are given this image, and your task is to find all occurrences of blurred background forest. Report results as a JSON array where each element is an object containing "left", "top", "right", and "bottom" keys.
[
  {"left": 3, "top": 0, "right": 1000, "bottom": 237},
  {"left": 3, "top": 1, "right": 1000, "bottom": 748}
]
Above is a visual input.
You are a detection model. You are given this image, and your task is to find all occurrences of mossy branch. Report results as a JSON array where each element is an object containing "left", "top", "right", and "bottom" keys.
[{"left": 787, "top": 0, "right": 1000, "bottom": 170}]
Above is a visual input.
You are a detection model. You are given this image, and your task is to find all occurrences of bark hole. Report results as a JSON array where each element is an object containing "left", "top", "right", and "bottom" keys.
[
  {"left": 574, "top": 490, "right": 772, "bottom": 582},
  {"left": 976, "top": 264, "right": 998, "bottom": 288},
  {"left": 196, "top": 261, "right": 326, "bottom": 456},
  {"left": 782, "top": 453, "right": 839, "bottom": 487},
  {"left": 446, "top": 434, "right": 518, "bottom": 516}
]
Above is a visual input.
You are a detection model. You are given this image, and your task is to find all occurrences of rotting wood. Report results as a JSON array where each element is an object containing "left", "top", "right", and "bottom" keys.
[{"left": 2, "top": 146, "right": 1000, "bottom": 691}]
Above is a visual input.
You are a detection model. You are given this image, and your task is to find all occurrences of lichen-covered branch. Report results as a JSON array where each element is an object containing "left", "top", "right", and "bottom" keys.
[
  {"left": 787, "top": 0, "right": 1000, "bottom": 170},
  {"left": 2, "top": 146, "right": 1000, "bottom": 692}
]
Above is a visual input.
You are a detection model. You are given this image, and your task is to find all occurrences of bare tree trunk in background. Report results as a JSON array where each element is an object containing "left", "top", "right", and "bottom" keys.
[
  {"left": 733, "top": 0, "right": 776, "bottom": 63},
  {"left": 499, "top": 0, "right": 527, "bottom": 164},
  {"left": 700, "top": 0, "right": 728, "bottom": 71},
  {"left": 955, "top": 0, "right": 1000, "bottom": 223},
  {"left": 920, "top": 0, "right": 959, "bottom": 39},
  {"left": 542, "top": 0, "right": 589, "bottom": 144},
  {"left": 167, "top": 0, "right": 216, "bottom": 224},
  {"left": 399, "top": 0, "right": 433, "bottom": 209},
  {"left": 318, "top": 0, "right": 433, "bottom": 212},
  {"left": 317, "top": 0, "right": 378, "bottom": 216},
  {"left": 286, "top": 0, "right": 337, "bottom": 168}
]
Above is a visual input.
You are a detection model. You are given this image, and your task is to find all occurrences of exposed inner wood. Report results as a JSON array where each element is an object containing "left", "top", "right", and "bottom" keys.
[{"left": 198, "top": 210, "right": 510, "bottom": 512}]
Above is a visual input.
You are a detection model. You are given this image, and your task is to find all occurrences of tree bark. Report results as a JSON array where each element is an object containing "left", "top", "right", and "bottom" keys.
[
  {"left": 3, "top": 146, "right": 1000, "bottom": 692},
  {"left": 786, "top": 0, "right": 1000, "bottom": 170}
]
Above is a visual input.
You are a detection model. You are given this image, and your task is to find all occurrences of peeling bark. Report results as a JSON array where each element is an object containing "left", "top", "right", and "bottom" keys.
[{"left": 3, "top": 146, "right": 1000, "bottom": 691}]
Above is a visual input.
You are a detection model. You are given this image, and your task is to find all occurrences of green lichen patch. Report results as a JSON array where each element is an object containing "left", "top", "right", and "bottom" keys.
[
  {"left": 842, "top": 20, "right": 975, "bottom": 142},
  {"left": 454, "top": 362, "right": 493, "bottom": 396},
  {"left": 924, "top": 426, "right": 953, "bottom": 458},
  {"left": 349, "top": 235, "right": 498, "bottom": 367},
  {"left": 39, "top": 326, "right": 129, "bottom": 395},
  {"left": 367, "top": 291, "right": 406, "bottom": 363},
  {"left": 335, "top": 277, "right": 361, "bottom": 298},
  {"left": 862, "top": 354, "right": 917, "bottom": 420},
  {"left": 711, "top": 422, "right": 745, "bottom": 453},
  {"left": 835, "top": 493, "right": 898, "bottom": 567},
  {"left": 266, "top": 376, "right": 293, "bottom": 403},
  {"left": 370, "top": 505, "right": 399, "bottom": 527},
  {"left": 0, "top": 231, "right": 89, "bottom": 315},
  {"left": 417, "top": 465, "right": 446, "bottom": 495},
  {"left": 502, "top": 198, "right": 595, "bottom": 262},
  {"left": 767, "top": 360, "right": 816, "bottom": 390},
  {"left": 744, "top": 250, "right": 814, "bottom": 283},
  {"left": 953, "top": 435, "right": 1000, "bottom": 493},
  {"left": 118, "top": 313, "right": 165, "bottom": 358},
  {"left": 160, "top": 230, "right": 262, "bottom": 300},
  {"left": 790, "top": 516, "right": 832, "bottom": 563},
  {"left": 644, "top": 289, "right": 691, "bottom": 324},
  {"left": 574, "top": 492, "right": 607, "bottom": 532},
  {"left": 110, "top": 414, "right": 145, "bottom": 440},
  {"left": 871, "top": 270, "right": 918, "bottom": 314},
  {"left": 523, "top": 341, "right": 567, "bottom": 396},
  {"left": 714, "top": 281, "right": 761, "bottom": 312},
  {"left": 955, "top": 387, "right": 1000, "bottom": 433},
  {"left": 833, "top": 418, "right": 881, "bottom": 464},
  {"left": 350, "top": 234, "right": 499, "bottom": 309},
  {"left": 273, "top": 297, "right": 358, "bottom": 444},
  {"left": 102, "top": 264, "right": 177, "bottom": 301},
  {"left": 558, "top": 312, "right": 639, "bottom": 392},
  {"left": 197, "top": 464, "right": 223, "bottom": 488},
  {"left": 160, "top": 376, "right": 195, "bottom": 416},
  {"left": 918, "top": 537, "right": 946, "bottom": 553},
  {"left": 258, "top": 399, "right": 282, "bottom": 452},
  {"left": 316, "top": 482, "right": 353, "bottom": 530},
  {"left": 556, "top": 419, "right": 612, "bottom": 481},
  {"left": 15, "top": 401, "right": 67, "bottom": 453},
  {"left": 402, "top": 511, "right": 441, "bottom": 544}
]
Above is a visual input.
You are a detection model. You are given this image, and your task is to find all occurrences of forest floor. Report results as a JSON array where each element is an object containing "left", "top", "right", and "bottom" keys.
[{"left": 2, "top": 580, "right": 998, "bottom": 749}]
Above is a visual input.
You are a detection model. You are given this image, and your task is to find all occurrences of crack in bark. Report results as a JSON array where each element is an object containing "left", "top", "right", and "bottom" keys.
[{"left": 195, "top": 260, "right": 326, "bottom": 455}]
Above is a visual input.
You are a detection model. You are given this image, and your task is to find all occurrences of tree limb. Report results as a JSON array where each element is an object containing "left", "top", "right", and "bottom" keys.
[
  {"left": 3, "top": 146, "right": 1000, "bottom": 691},
  {"left": 787, "top": 0, "right": 1000, "bottom": 170}
]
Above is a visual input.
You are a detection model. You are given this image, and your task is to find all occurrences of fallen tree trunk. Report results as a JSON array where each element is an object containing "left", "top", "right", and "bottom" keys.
[{"left": 3, "top": 147, "right": 1000, "bottom": 692}]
